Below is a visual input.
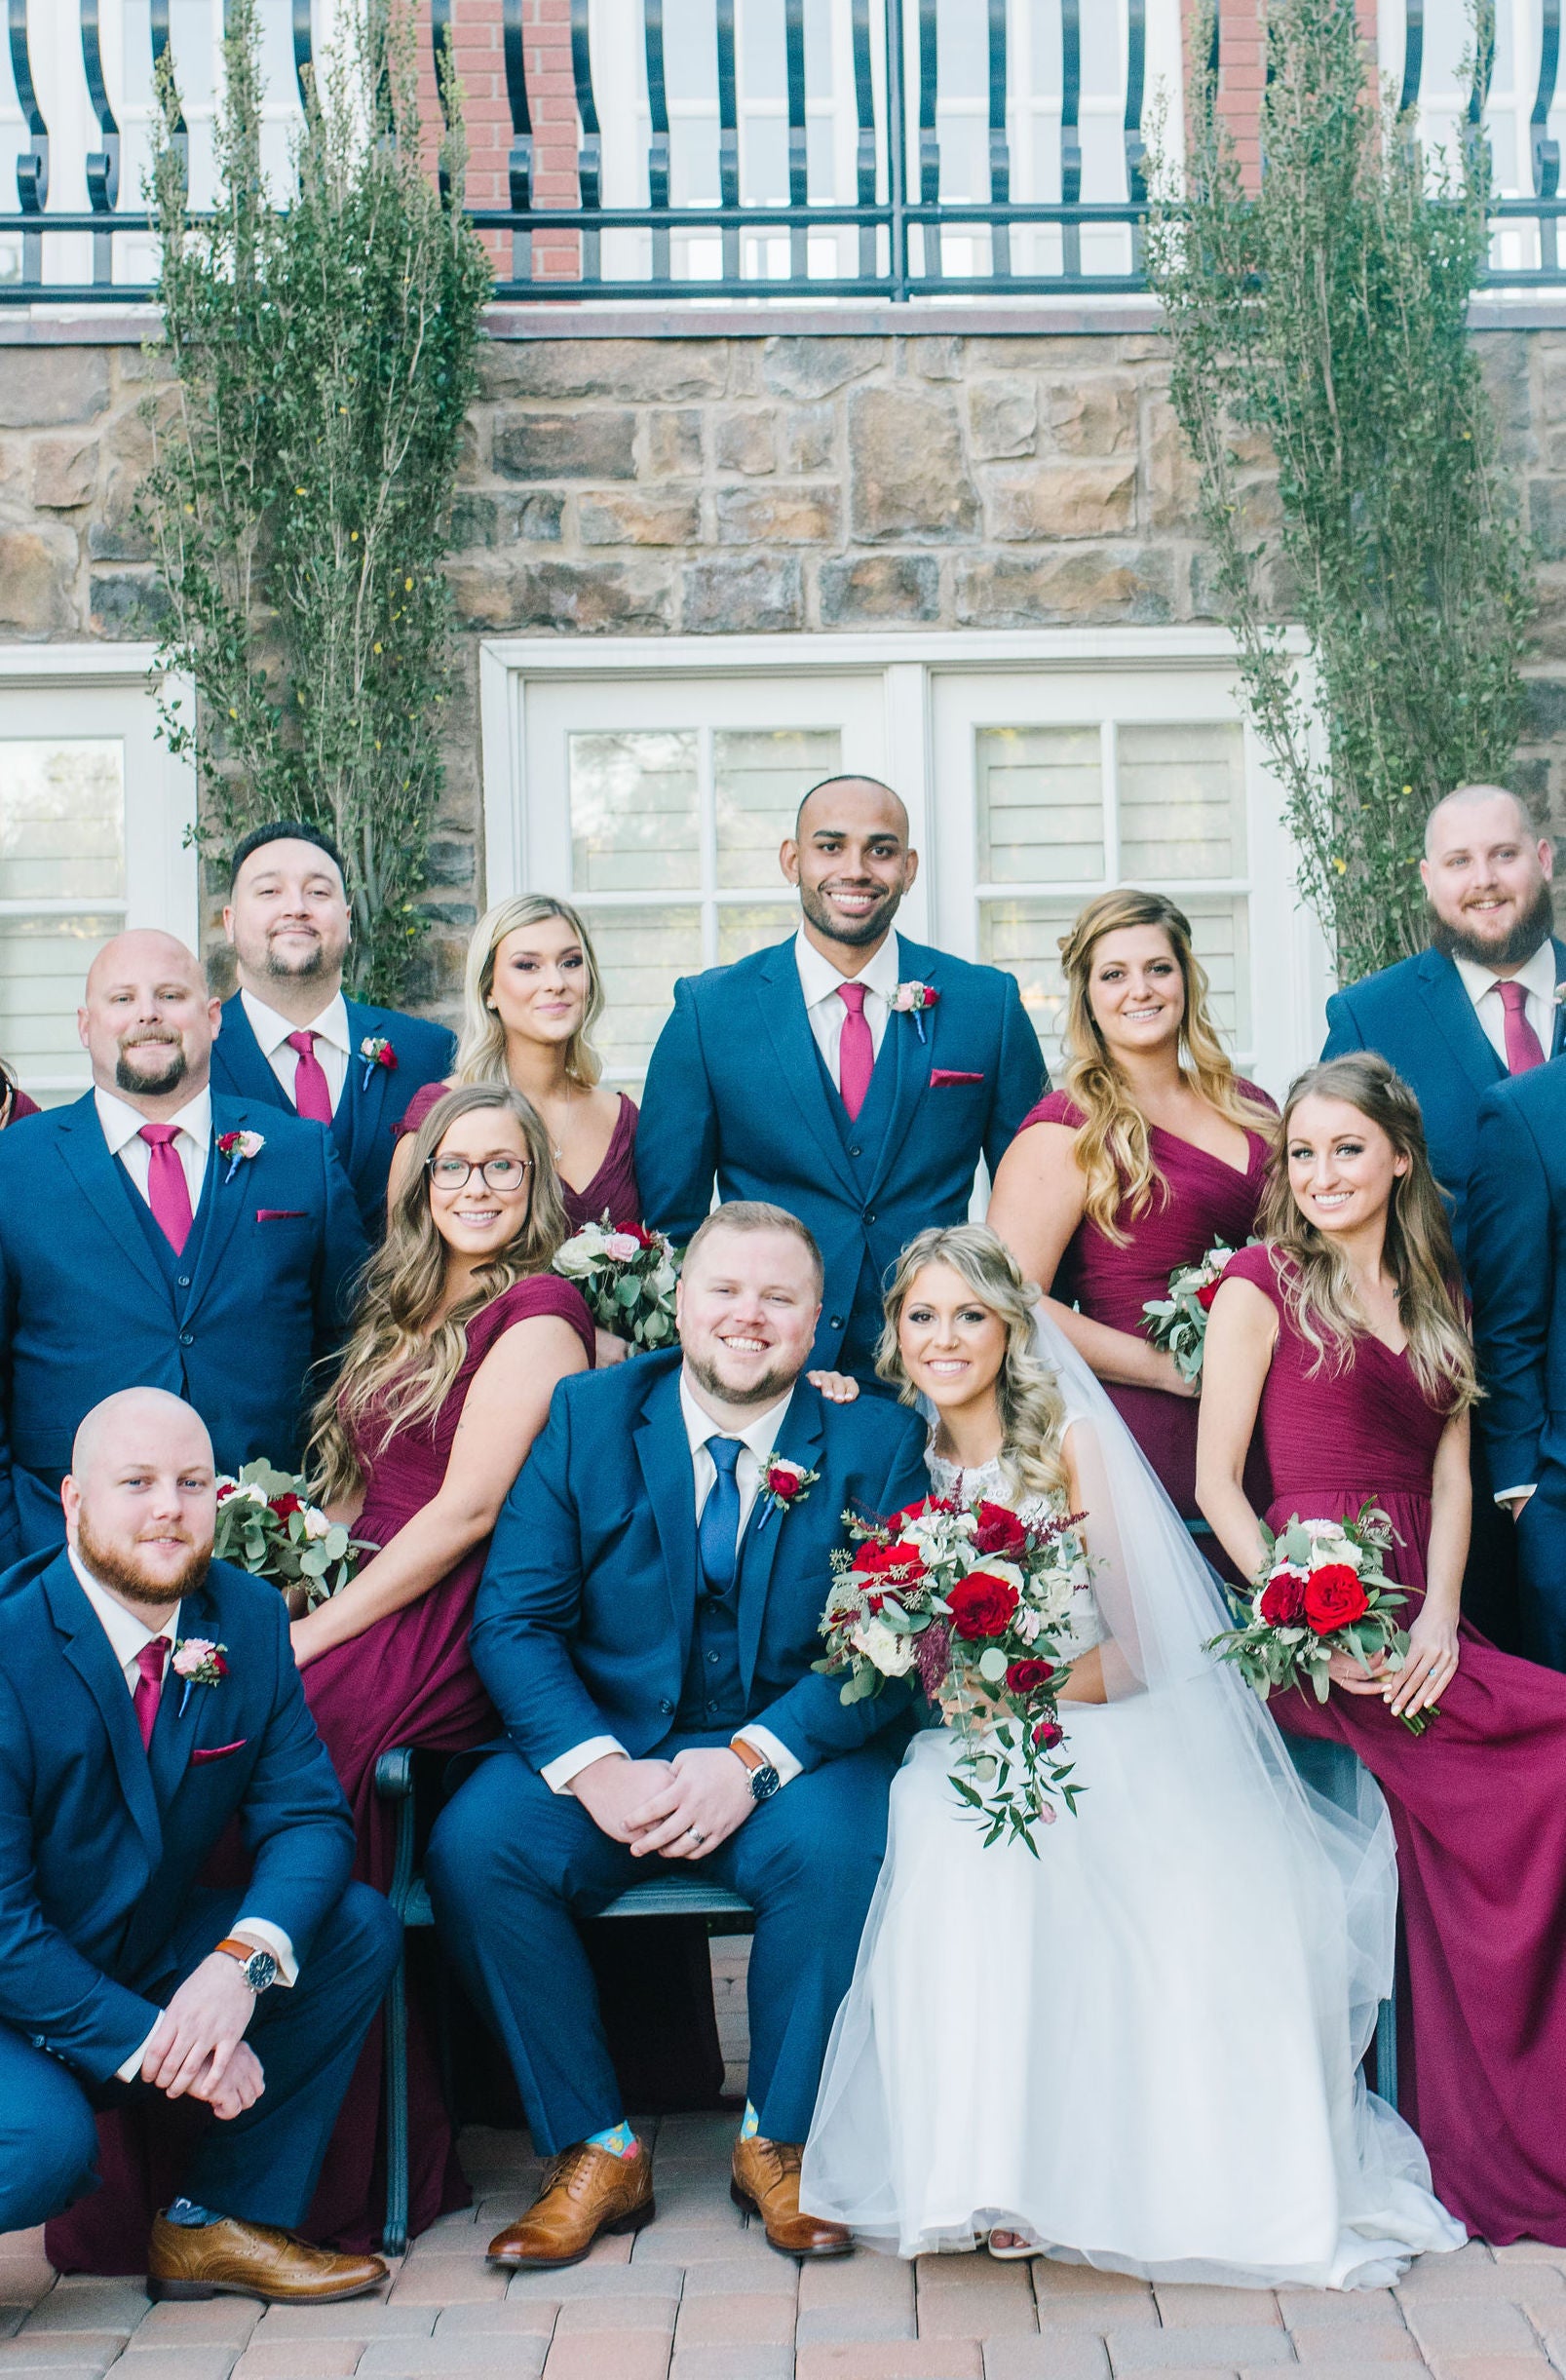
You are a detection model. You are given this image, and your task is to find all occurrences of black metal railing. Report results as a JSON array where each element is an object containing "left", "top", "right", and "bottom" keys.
[{"left": 2, "top": 0, "right": 1566, "bottom": 306}]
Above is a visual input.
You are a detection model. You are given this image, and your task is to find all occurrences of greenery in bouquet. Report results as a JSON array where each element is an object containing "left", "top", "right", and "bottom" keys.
[
  {"left": 1205, "top": 1501, "right": 1436, "bottom": 1736},
  {"left": 553, "top": 1218, "right": 679, "bottom": 1352},
  {"left": 214, "top": 1461, "right": 364, "bottom": 1616},
  {"left": 815, "top": 1493, "right": 1090, "bottom": 1853},
  {"left": 1142, "top": 1241, "right": 1249, "bottom": 1384}
]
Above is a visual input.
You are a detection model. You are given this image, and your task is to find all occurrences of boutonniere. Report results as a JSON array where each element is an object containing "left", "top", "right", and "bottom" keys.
[
  {"left": 172, "top": 1636, "right": 229, "bottom": 1714},
  {"left": 755, "top": 1455, "right": 821, "bottom": 1532},
  {"left": 893, "top": 981, "right": 940, "bottom": 1043},
  {"left": 359, "top": 1035, "right": 397, "bottom": 1092},
  {"left": 1552, "top": 982, "right": 1566, "bottom": 1009},
  {"left": 215, "top": 1130, "right": 264, "bottom": 1184}
]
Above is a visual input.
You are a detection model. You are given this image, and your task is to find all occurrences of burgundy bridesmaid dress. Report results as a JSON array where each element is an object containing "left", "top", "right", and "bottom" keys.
[
  {"left": 1225, "top": 1242, "right": 1566, "bottom": 2246},
  {"left": 1017, "top": 1087, "right": 1274, "bottom": 1519},
  {"left": 395, "top": 1083, "right": 641, "bottom": 1232}
]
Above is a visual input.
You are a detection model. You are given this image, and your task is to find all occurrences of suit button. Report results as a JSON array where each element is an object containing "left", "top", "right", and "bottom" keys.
[
  {"left": 849, "top": 1145, "right": 861, "bottom": 1158},
  {"left": 705, "top": 1700, "right": 718, "bottom": 1714},
  {"left": 829, "top": 1316, "right": 843, "bottom": 1330},
  {"left": 707, "top": 1650, "right": 720, "bottom": 1666},
  {"left": 176, "top": 1275, "right": 191, "bottom": 1288},
  {"left": 865, "top": 1210, "right": 876, "bottom": 1224},
  {"left": 178, "top": 1330, "right": 195, "bottom": 1347},
  {"left": 659, "top": 1698, "right": 674, "bottom": 1715}
]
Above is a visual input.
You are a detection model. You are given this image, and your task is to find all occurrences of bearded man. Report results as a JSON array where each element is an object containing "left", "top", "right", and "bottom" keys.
[
  {"left": 0, "top": 1388, "right": 400, "bottom": 2295},
  {"left": 0, "top": 930, "right": 364, "bottom": 1561}
]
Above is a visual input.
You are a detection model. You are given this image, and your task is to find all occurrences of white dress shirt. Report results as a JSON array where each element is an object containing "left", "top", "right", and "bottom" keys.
[
  {"left": 794, "top": 928, "right": 903, "bottom": 1091},
  {"left": 67, "top": 1550, "right": 296, "bottom": 2078},
  {"left": 1453, "top": 942, "right": 1558, "bottom": 1071},
  {"left": 95, "top": 1086, "right": 211, "bottom": 1215},
  {"left": 240, "top": 988, "right": 351, "bottom": 1117},
  {"left": 542, "top": 1374, "right": 805, "bottom": 1796}
]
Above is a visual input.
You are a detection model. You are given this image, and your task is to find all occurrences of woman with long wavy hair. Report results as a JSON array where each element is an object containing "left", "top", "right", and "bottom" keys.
[
  {"left": 1198, "top": 1053, "right": 1566, "bottom": 2249},
  {"left": 986, "top": 888, "right": 1276, "bottom": 1520}
]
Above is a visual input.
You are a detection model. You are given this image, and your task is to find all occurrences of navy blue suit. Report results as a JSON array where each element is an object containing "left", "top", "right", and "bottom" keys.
[
  {"left": 210, "top": 993, "right": 456, "bottom": 1240},
  {"left": 635, "top": 934, "right": 1046, "bottom": 1377},
  {"left": 427, "top": 1350, "right": 929, "bottom": 2150},
  {"left": 0, "top": 1094, "right": 367, "bottom": 1563},
  {"left": 0, "top": 1549, "right": 400, "bottom": 2233},
  {"left": 1467, "top": 1062, "right": 1566, "bottom": 1667}
]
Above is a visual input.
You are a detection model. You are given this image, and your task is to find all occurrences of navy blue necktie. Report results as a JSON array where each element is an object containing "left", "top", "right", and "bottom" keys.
[{"left": 699, "top": 1437, "right": 745, "bottom": 1597}]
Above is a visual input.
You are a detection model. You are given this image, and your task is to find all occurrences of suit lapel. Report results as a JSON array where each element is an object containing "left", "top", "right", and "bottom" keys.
[
  {"left": 183, "top": 1101, "right": 254, "bottom": 1321},
  {"left": 215, "top": 995, "right": 291, "bottom": 1112},
  {"left": 54, "top": 1095, "right": 172, "bottom": 1303},
  {"left": 43, "top": 1555, "right": 162, "bottom": 1867},
  {"left": 753, "top": 945, "right": 859, "bottom": 1203},
  {"left": 1414, "top": 949, "right": 1506, "bottom": 1099},
  {"left": 633, "top": 1363, "right": 700, "bottom": 1670},
  {"left": 737, "top": 1382, "right": 825, "bottom": 1699},
  {"left": 147, "top": 1577, "right": 222, "bottom": 1809},
  {"left": 865, "top": 941, "right": 938, "bottom": 1206},
  {"left": 338, "top": 999, "right": 395, "bottom": 1177}
]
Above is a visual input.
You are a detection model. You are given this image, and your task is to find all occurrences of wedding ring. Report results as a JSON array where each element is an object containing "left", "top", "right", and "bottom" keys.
[{"left": 687, "top": 1826, "right": 707, "bottom": 1844}]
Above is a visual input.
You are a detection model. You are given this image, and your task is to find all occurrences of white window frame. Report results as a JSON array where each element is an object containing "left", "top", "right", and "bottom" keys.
[{"left": 477, "top": 625, "right": 1330, "bottom": 1100}]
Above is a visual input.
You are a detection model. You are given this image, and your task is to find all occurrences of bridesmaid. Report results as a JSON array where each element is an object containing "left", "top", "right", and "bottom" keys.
[
  {"left": 987, "top": 888, "right": 1275, "bottom": 1521},
  {"left": 1198, "top": 1050, "right": 1566, "bottom": 2248}
]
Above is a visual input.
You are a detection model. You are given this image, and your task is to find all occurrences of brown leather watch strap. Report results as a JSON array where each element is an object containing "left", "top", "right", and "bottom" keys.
[
  {"left": 729, "top": 1737, "right": 766, "bottom": 1774},
  {"left": 214, "top": 1937, "right": 258, "bottom": 1965}
]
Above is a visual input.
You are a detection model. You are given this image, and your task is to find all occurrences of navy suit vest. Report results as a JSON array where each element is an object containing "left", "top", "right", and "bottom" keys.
[{"left": 110, "top": 1149, "right": 212, "bottom": 1319}]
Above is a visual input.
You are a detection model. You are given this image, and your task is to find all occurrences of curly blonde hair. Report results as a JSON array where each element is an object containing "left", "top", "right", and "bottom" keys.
[
  {"left": 455, "top": 895, "right": 607, "bottom": 1091},
  {"left": 877, "top": 1224, "right": 1071, "bottom": 1505},
  {"left": 1057, "top": 888, "right": 1272, "bottom": 1242}
]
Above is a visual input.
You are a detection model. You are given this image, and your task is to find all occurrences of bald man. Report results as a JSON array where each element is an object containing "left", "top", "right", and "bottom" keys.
[
  {"left": 0, "top": 1389, "right": 399, "bottom": 2293},
  {"left": 0, "top": 930, "right": 365, "bottom": 1562},
  {"left": 636, "top": 777, "right": 1045, "bottom": 1378}
]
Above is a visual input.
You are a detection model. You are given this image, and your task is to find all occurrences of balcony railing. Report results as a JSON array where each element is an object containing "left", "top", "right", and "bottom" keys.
[{"left": 2, "top": 0, "right": 1565, "bottom": 307}]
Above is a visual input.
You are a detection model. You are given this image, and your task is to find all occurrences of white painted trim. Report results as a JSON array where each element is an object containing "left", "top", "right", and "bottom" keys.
[{"left": 479, "top": 626, "right": 1310, "bottom": 684}]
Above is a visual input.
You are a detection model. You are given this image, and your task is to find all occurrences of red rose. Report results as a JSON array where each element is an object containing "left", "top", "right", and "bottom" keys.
[
  {"left": 946, "top": 1571, "right": 1019, "bottom": 1640},
  {"left": 1196, "top": 1276, "right": 1224, "bottom": 1311},
  {"left": 856, "top": 1538, "right": 925, "bottom": 1582},
  {"left": 973, "top": 1501, "right": 1028, "bottom": 1558},
  {"left": 1005, "top": 1658, "right": 1054, "bottom": 1695},
  {"left": 213, "top": 1653, "right": 230, "bottom": 1677},
  {"left": 768, "top": 1469, "right": 802, "bottom": 1501},
  {"left": 1258, "top": 1572, "right": 1308, "bottom": 1627},
  {"left": 215, "top": 1481, "right": 236, "bottom": 1503},
  {"left": 376, "top": 1045, "right": 398, "bottom": 1071},
  {"left": 1303, "top": 1562, "right": 1370, "bottom": 1635},
  {"left": 270, "top": 1492, "right": 303, "bottom": 1519},
  {"left": 1032, "top": 1718, "right": 1064, "bottom": 1750}
]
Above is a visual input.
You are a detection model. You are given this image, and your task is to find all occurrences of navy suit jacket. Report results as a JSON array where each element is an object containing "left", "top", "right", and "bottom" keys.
[
  {"left": 1467, "top": 1060, "right": 1566, "bottom": 1496},
  {"left": 635, "top": 934, "right": 1046, "bottom": 1368},
  {"left": 0, "top": 1094, "right": 367, "bottom": 1561},
  {"left": 472, "top": 1350, "right": 930, "bottom": 1777},
  {"left": 0, "top": 1548, "right": 354, "bottom": 2084},
  {"left": 210, "top": 992, "right": 456, "bottom": 1238},
  {"left": 1321, "top": 940, "right": 1566, "bottom": 1270}
]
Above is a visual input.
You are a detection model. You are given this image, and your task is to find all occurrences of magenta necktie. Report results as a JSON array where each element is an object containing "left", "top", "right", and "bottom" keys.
[
  {"left": 1498, "top": 979, "right": 1546, "bottom": 1076},
  {"left": 286, "top": 1030, "right": 334, "bottom": 1124},
  {"left": 138, "top": 1124, "right": 193, "bottom": 1254},
  {"left": 837, "top": 982, "right": 874, "bottom": 1123},
  {"left": 134, "top": 1636, "right": 170, "bottom": 1752}
]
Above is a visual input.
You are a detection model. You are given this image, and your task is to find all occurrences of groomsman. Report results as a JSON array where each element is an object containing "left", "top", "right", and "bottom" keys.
[
  {"left": 636, "top": 777, "right": 1046, "bottom": 1379},
  {"left": 210, "top": 823, "right": 456, "bottom": 1237},
  {"left": 0, "top": 930, "right": 365, "bottom": 1562},
  {"left": 0, "top": 1384, "right": 401, "bottom": 2295}
]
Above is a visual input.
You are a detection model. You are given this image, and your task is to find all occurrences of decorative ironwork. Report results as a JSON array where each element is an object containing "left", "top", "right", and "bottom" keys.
[
  {"left": 80, "top": 0, "right": 120, "bottom": 285},
  {"left": 1535, "top": 0, "right": 1561, "bottom": 271}
]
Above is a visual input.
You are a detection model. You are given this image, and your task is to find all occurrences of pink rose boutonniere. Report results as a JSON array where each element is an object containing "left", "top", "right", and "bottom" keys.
[
  {"left": 215, "top": 1130, "right": 265, "bottom": 1185},
  {"left": 359, "top": 1035, "right": 398, "bottom": 1093},
  {"left": 893, "top": 981, "right": 940, "bottom": 1043},
  {"left": 172, "top": 1636, "right": 229, "bottom": 1715},
  {"left": 755, "top": 1454, "right": 821, "bottom": 1532}
]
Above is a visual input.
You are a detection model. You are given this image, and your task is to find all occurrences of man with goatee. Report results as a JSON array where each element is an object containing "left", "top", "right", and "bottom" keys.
[
  {"left": 0, "top": 929, "right": 364, "bottom": 1562},
  {"left": 0, "top": 1388, "right": 400, "bottom": 2293}
]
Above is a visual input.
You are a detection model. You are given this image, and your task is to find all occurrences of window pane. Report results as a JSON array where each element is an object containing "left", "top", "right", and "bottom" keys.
[
  {"left": 1118, "top": 722, "right": 1246, "bottom": 882},
  {"left": 718, "top": 902, "right": 797, "bottom": 964},
  {"left": 980, "top": 894, "right": 1251, "bottom": 1073},
  {"left": 0, "top": 741, "right": 126, "bottom": 903},
  {"left": 0, "top": 913, "right": 119, "bottom": 1091},
  {"left": 583, "top": 905, "right": 704, "bottom": 1077},
  {"left": 569, "top": 732, "right": 699, "bottom": 896},
  {"left": 977, "top": 726, "right": 1103, "bottom": 885},
  {"left": 715, "top": 727, "right": 839, "bottom": 890}
]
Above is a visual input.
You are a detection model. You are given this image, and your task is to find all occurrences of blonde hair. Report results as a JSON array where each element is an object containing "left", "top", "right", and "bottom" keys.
[
  {"left": 877, "top": 1225, "right": 1071, "bottom": 1505},
  {"left": 1056, "top": 888, "right": 1272, "bottom": 1243},
  {"left": 455, "top": 895, "right": 606, "bottom": 1090},
  {"left": 309, "top": 1085, "right": 570, "bottom": 1502},
  {"left": 1256, "top": 1054, "right": 1476, "bottom": 1411}
]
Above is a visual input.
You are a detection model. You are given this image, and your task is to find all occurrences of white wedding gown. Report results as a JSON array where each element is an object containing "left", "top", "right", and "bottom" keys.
[{"left": 800, "top": 1343, "right": 1465, "bottom": 2287}]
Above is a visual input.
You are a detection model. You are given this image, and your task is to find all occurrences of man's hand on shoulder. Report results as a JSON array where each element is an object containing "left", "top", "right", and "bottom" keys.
[
  {"left": 140, "top": 1951, "right": 257, "bottom": 2100},
  {"left": 570, "top": 1753, "right": 676, "bottom": 1844},
  {"left": 627, "top": 1747, "right": 755, "bottom": 1861}
]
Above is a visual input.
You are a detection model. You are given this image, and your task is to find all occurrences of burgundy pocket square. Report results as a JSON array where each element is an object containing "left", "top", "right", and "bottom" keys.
[
  {"left": 255, "top": 1209, "right": 307, "bottom": 1221},
  {"left": 191, "top": 1740, "right": 248, "bottom": 1764},
  {"left": 930, "top": 1068, "right": 984, "bottom": 1087}
]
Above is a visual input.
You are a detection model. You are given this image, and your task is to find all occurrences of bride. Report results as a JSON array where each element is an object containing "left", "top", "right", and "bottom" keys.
[{"left": 800, "top": 1223, "right": 1463, "bottom": 2285}]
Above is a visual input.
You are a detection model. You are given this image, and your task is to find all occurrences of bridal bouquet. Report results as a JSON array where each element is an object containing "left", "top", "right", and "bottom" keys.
[
  {"left": 1141, "top": 1241, "right": 1248, "bottom": 1384},
  {"left": 1205, "top": 1503, "right": 1436, "bottom": 1737},
  {"left": 815, "top": 1494, "right": 1089, "bottom": 1852},
  {"left": 214, "top": 1462, "right": 364, "bottom": 1617},
  {"left": 553, "top": 1216, "right": 679, "bottom": 1352}
]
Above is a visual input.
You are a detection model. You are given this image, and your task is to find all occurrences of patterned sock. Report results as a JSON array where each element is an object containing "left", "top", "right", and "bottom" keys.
[
  {"left": 586, "top": 2121, "right": 639, "bottom": 2161},
  {"left": 164, "top": 2198, "right": 221, "bottom": 2228},
  {"left": 739, "top": 2101, "right": 760, "bottom": 2142}
]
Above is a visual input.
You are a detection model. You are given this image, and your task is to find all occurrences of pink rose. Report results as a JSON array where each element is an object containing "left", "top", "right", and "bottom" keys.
[{"left": 605, "top": 1232, "right": 642, "bottom": 1261}]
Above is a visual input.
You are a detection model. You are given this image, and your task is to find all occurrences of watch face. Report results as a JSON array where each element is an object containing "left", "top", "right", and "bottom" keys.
[
  {"left": 750, "top": 1764, "right": 782, "bottom": 1803},
  {"left": 244, "top": 1950, "right": 279, "bottom": 1992}
]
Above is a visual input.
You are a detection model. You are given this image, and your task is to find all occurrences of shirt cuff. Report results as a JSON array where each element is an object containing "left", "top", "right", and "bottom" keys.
[
  {"left": 230, "top": 1917, "right": 298, "bottom": 1987},
  {"left": 543, "top": 1736, "right": 630, "bottom": 1795},
  {"left": 734, "top": 1726, "right": 802, "bottom": 1787},
  {"left": 1494, "top": 1484, "right": 1537, "bottom": 1505},
  {"left": 116, "top": 2019, "right": 162, "bottom": 2084}
]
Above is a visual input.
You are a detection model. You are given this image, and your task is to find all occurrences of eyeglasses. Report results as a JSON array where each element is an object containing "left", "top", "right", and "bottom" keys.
[{"left": 426, "top": 1156, "right": 534, "bottom": 1192}]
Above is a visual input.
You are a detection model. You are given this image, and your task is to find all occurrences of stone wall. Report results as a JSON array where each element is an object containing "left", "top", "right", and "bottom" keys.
[{"left": 1, "top": 316, "right": 1564, "bottom": 1009}]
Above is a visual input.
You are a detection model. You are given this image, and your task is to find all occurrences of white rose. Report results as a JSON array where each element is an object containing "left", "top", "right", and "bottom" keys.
[
  {"left": 852, "top": 1619, "right": 918, "bottom": 1678},
  {"left": 302, "top": 1506, "right": 331, "bottom": 1541}
]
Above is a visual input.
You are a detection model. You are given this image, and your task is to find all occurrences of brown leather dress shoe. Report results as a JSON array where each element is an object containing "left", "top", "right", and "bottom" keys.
[
  {"left": 486, "top": 2141, "right": 655, "bottom": 2270},
  {"left": 730, "top": 2135, "right": 854, "bottom": 2258},
  {"left": 147, "top": 2213, "right": 387, "bottom": 2304}
]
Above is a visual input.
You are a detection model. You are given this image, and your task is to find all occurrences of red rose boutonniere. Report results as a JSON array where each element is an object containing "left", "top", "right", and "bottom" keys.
[
  {"left": 754, "top": 1454, "right": 821, "bottom": 1532},
  {"left": 172, "top": 1636, "right": 229, "bottom": 1715},
  {"left": 892, "top": 981, "right": 940, "bottom": 1043},
  {"left": 215, "top": 1130, "right": 265, "bottom": 1185},
  {"left": 359, "top": 1035, "right": 397, "bottom": 1093}
]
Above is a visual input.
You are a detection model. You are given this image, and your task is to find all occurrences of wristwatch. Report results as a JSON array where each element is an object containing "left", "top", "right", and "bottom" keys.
[
  {"left": 215, "top": 1936, "right": 279, "bottom": 1995},
  {"left": 730, "top": 1737, "right": 782, "bottom": 1805}
]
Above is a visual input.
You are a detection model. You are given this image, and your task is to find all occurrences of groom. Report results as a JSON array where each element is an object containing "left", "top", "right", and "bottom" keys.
[{"left": 427, "top": 1201, "right": 928, "bottom": 2265}]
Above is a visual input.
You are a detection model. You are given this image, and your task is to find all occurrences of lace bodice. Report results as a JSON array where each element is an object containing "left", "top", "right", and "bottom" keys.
[{"left": 924, "top": 1445, "right": 1107, "bottom": 1660}]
